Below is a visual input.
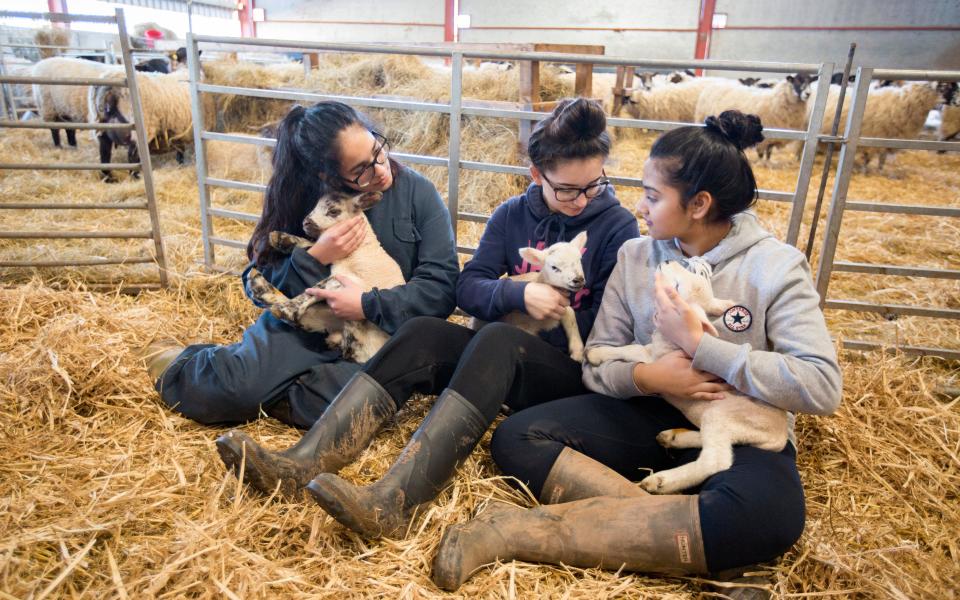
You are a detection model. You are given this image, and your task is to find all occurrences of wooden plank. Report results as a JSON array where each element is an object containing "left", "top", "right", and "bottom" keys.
[
  {"left": 532, "top": 43, "right": 605, "bottom": 56},
  {"left": 575, "top": 62, "right": 593, "bottom": 97}
]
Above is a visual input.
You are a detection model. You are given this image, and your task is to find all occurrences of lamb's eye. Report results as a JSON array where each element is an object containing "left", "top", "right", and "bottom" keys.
[
  {"left": 551, "top": 265, "right": 560, "bottom": 271},
  {"left": 674, "top": 282, "right": 681, "bottom": 292}
]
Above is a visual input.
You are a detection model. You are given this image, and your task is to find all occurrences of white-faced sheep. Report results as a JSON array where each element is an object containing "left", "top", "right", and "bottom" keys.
[
  {"left": 807, "top": 80, "right": 957, "bottom": 170},
  {"left": 625, "top": 77, "right": 725, "bottom": 123},
  {"left": 88, "top": 68, "right": 192, "bottom": 181},
  {"left": 31, "top": 57, "right": 122, "bottom": 147},
  {"left": 245, "top": 189, "right": 405, "bottom": 363},
  {"left": 585, "top": 258, "right": 788, "bottom": 494},
  {"left": 469, "top": 232, "right": 588, "bottom": 361},
  {"left": 694, "top": 74, "right": 814, "bottom": 160}
]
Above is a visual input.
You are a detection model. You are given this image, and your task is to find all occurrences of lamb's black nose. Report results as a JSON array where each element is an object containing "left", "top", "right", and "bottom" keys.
[{"left": 571, "top": 276, "right": 585, "bottom": 288}]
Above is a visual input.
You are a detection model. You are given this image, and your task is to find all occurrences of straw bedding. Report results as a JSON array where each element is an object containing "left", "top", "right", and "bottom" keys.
[{"left": 1, "top": 54, "right": 958, "bottom": 599}]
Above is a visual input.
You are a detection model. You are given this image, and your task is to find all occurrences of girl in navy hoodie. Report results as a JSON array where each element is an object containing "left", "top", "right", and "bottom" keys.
[{"left": 216, "top": 98, "right": 639, "bottom": 538}]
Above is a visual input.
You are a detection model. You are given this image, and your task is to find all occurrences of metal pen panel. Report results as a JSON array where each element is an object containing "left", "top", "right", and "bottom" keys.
[
  {"left": 447, "top": 53, "right": 463, "bottom": 245},
  {"left": 187, "top": 32, "right": 214, "bottom": 267}
]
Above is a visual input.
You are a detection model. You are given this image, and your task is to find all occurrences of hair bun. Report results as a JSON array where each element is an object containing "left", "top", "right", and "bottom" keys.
[
  {"left": 704, "top": 110, "right": 764, "bottom": 151},
  {"left": 551, "top": 97, "right": 606, "bottom": 141}
]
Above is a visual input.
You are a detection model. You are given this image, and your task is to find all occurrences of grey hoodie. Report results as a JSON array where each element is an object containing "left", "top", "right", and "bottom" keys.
[{"left": 583, "top": 211, "right": 842, "bottom": 445}]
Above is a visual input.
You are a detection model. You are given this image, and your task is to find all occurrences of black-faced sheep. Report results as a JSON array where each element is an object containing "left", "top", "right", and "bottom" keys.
[
  {"left": 88, "top": 69, "right": 192, "bottom": 181},
  {"left": 694, "top": 74, "right": 814, "bottom": 160}
]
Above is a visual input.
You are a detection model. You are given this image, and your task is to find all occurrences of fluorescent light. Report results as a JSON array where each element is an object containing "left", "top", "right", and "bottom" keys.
[
  {"left": 455, "top": 14, "right": 471, "bottom": 29},
  {"left": 712, "top": 13, "right": 727, "bottom": 29},
  {"left": 252, "top": 7, "right": 265, "bottom": 21}
]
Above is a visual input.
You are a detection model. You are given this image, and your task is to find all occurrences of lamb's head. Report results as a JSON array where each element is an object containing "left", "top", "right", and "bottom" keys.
[
  {"left": 303, "top": 189, "right": 382, "bottom": 238},
  {"left": 519, "top": 231, "right": 588, "bottom": 293},
  {"left": 786, "top": 73, "right": 814, "bottom": 102},
  {"left": 657, "top": 257, "right": 735, "bottom": 321}
]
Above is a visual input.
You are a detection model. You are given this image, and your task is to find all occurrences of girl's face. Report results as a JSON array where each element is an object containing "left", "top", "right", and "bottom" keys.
[
  {"left": 336, "top": 124, "right": 394, "bottom": 193},
  {"left": 637, "top": 158, "right": 697, "bottom": 240},
  {"left": 531, "top": 155, "right": 607, "bottom": 217}
]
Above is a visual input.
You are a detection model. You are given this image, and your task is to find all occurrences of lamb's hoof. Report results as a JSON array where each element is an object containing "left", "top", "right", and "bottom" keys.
[
  {"left": 584, "top": 347, "right": 604, "bottom": 366},
  {"left": 569, "top": 346, "right": 584, "bottom": 362},
  {"left": 247, "top": 268, "right": 277, "bottom": 302},
  {"left": 656, "top": 429, "right": 679, "bottom": 447},
  {"left": 640, "top": 474, "right": 667, "bottom": 494},
  {"left": 269, "top": 231, "right": 299, "bottom": 253}
]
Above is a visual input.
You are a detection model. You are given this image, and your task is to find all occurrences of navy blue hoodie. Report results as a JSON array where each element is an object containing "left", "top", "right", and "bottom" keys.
[{"left": 457, "top": 182, "right": 640, "bottom": 350}]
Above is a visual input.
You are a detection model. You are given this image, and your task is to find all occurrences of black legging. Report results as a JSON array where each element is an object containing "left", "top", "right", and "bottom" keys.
[
  {"left": 490, "top": 393, "right": 806, "bottom": 573},
  {"left": 362, "top": 316, "right": 587, "bottom": 422}
]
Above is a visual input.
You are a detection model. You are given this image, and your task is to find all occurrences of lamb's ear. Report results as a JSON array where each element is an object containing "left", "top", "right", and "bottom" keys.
[
  {"left": 691, "top": 304, "right": 719, "bottom": 337},
  {"left": 519, "top": 247, "right": 546, "bottom": 266},
  {"left": 704, "top": 297, "right": 736, "bottom": 316},
  {"left": 570, "top": 230, "right": 588, "bottom": 250}
]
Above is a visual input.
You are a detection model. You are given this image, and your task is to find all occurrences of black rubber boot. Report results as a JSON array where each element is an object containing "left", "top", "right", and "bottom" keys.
[
  {"left": 216, "top": 371, "right": 396, "bottom": 498},
  {"left": 306, "top": 388, "right": 489, "bottom": 538}
]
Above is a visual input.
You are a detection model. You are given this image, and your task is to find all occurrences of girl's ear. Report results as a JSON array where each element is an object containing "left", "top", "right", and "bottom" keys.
[
  {"left": 689, "top": 190, "right": 714, "bottom": 221},
  {"left": 519, "top": 247, "right": 547, "bottom": 266},
  {"left": 529, "top": 165, "right": 543, "bottom": 186}
]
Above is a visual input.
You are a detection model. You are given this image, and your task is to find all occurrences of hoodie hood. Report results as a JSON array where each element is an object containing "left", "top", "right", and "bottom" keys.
[
  {"left": 525, "top": 182, "right": 624, "bottom": 245},
  {"left": 654, "top": 211, "right": 774, "bottom": 267}
]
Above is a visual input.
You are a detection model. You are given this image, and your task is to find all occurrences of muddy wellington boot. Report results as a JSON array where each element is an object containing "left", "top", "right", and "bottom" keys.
[
  {"left": 539, "top": 446, "right": 647, "bottom": 504},
  {"left": 215, "top": 372, "right": 397, "bottom": 498},
  {"left": 431, "top": 494, "right": 708, "bottom": 591},
  {"left": 143, "top": 342, "right": 185, "bottom": 383},
  {"left": 307, "top": 388, "right": 489, "bottom": 538}
]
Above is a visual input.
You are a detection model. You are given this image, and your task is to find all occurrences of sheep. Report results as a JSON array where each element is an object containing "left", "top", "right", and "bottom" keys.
[
  {"left": 88, "top": 68, "right": 193, "bottom": 181},
  {"left": 585, "top": 258, "right": 788, "bottom": 494},
  {"left": 624, "top": 77, "right": 724, "bottom": 123},
  {"left": 806, "top": 81, "right": 957, "bottom": 170},
  {"left": 939, "top": 104, "right": 960, "bottom": 143},
  {"left": 635, "top": 69, "right": 697, "bottom": 90},
  {"left": 469, "top": 232, "right": 588, "bottom": 361},
  {"left": 694, "top": 74, "right": 813, "bottom": 160},
  {"left": 245, "top": 188, "right": 405, "bottom": 363},
  {"left": 31, "top": 57, "right": 122, "bottom": 147}
]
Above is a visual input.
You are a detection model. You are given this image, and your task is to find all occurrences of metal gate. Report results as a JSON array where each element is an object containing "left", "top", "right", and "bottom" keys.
[{"left": 0, "top": 9, "right": 168, "bottom": 292}]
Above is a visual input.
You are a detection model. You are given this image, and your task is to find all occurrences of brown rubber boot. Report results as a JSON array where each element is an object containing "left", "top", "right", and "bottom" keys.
[
  {"left": 431, "top": 494, "right": 708, "bottom": 591},
  {"left": 143, "top": 342, "right": 184, "bottom": 383},
  {"left": 306, "top": 388, "right": 489, "bottom": 538},
  {"left": 539, "top": 447, "right": 647, "bottom": 504},
  {"left": 215, "top": 371, "right": 397, "bottom": 498}
]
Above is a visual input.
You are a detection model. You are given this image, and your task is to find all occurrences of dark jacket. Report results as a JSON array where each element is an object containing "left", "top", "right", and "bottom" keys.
[{"left": 457, "top": 182, "right": 640, "bottom": 350}]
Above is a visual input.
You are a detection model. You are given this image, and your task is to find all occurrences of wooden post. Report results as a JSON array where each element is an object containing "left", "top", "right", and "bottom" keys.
[{"left": 518, "top": 59, "right": 540, "bottom": 147}]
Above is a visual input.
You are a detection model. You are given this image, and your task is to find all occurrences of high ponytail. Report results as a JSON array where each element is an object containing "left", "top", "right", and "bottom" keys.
[
  {"left": 527, "top": 97, "right": 611, "bottom": 172},
  {"left": 649, "top": 109, "right": 763, "bottom": 222},
  {"left": 247, "top": 101, "right": 399, "bottom": 265}
]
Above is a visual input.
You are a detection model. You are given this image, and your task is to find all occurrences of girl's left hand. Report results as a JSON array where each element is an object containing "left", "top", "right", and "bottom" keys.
[
  {"left": 306, "top": 274, "right": 366, "bottom": 321},
  {"left": 654, "top": 272, "right": 704, "bottom": 357}
]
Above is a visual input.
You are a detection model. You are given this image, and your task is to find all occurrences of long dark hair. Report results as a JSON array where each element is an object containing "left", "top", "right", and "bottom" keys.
[
  {"left": 247, "top": 101, "right": 401, "bottom": 265},
  {"left": 527, "top": 97, "right": 611, "bottom": 172},
  {"left": 649, "top": 110, "right": 764, "bottom": 222}
]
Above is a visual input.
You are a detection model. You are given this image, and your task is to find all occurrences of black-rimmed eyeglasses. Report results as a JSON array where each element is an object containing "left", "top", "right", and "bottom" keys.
[
  {"left": 541, "top": 170, "right": 610, "bottom": 203},
  {"left": 339, "top": 132, "right": 390, "bottom": 188}
]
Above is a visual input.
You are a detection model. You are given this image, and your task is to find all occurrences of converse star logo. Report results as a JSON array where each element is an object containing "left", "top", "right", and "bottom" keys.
[{"left": 723, "top": 305, "right": 752, "bottom": 332}]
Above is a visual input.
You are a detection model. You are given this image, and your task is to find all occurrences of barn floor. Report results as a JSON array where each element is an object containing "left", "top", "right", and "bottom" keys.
[{"left": 1, "top": 108, "right": 958, "bottom": 599}]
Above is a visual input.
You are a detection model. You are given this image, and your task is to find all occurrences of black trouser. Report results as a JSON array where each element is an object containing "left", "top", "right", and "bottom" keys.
[
  {"left": 490, "top": 393, "right": 806, "bottom": 573},
  {"left": 363, "top": 316, "right": 586, "bottom": 423}
]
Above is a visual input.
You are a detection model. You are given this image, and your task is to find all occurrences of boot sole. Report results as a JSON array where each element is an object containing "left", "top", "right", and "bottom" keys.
[
  {"left": 305, "top": 475, "right": 404, "bottom": 538},
  {"left": 215, "top": 434, "right": 302, "bottom": 499}
]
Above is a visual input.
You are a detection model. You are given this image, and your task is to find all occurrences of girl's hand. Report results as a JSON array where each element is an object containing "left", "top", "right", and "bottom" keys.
[
  {"left": 307, "top": 216, "right": 367, "bottom": 265},
  {"left": 524, "top": 282, "right": 569, "bottom": 320},
  {"left": 654, "top": 272, "right": 705, "bottom": 357},
  {"left": 306, "top": 274, "right": 366, "bottom": 321},
  {"left": 633, "top": 350, "right": 731, "bottom": 401}
]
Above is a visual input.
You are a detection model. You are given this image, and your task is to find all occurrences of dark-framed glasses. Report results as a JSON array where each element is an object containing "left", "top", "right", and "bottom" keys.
[
  {"left": 340, "top": 132, "right": 390, "bottom": 188},
  {"left": 541, "top": 170, "right": 610, "bottom": 203}
]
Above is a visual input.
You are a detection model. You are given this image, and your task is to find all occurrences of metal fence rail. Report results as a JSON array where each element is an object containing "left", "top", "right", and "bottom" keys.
[
  {"left": 0, "top": 9, "right": 168, "bottom": 289},
  {"left": 813, "top": 66, "right": 960, "bottom": 360},
  {"left": 186, "top": 34, "right": 833, "bottom": 270}
]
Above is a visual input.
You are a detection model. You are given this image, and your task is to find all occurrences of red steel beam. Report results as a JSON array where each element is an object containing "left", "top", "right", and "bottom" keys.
[
  {"left": 445, "top": 0, "right": 456, "bottom": 42},
  {"left": 238, "top": 0, "right": 256, "bottom": 38},
  {"left": 693, "top": 0, "right": 717, "bottom": 74}
]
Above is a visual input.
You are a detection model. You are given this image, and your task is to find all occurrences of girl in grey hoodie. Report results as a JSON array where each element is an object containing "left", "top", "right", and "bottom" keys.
[{"left": 431, "top": 110, "right": 843, "bottom": 592}]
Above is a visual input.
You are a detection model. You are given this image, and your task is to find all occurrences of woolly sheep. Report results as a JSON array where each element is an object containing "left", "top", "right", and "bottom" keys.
[
  {"left": 88, "top": 68, "right": 193, "bottom": 181},
  {"left": 625, "top": 77, "right": 724, "bottom": 124},
  {"left": 31, "top": 57, "right": 122, "bottom": 147},
  {"left": 806, "top": 81, "right": 957, "bottom": 170},
  {"left": 694, "top": 74, "right": 813, "bottom": 160},
  {"left": 469, "top": 232, "right": 588, "bottom": 361},
  {"left": 245, "top": 189, "right": 405, "bottom": 363},
  {"left": 585, "top": 258, "right": 788, "bottom": 494},
  {"left": 939, "top": 104, "right": 960, "bottom": 143}
]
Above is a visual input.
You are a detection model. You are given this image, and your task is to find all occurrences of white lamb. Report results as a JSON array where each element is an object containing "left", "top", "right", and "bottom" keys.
[
  {"left": 585, "top": 258, "right": 788, "bottom": 494},
  {"left": 245, "top": 188, "right": 405, "bottom": 363},
  {"left": 694, "top": 74, "right": 813, "bottom": 160},
  {"left": 470, "top": 231, "right": 588, "bottom": 361},
  {"left": 804, "top": 81, "right": 956, "bottom": 170},
  {"left": 31, "top": 57, "right": 122, "bottom": 148}
]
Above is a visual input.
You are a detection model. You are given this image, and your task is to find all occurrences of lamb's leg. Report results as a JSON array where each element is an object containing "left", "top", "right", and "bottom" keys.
[
  {"left": 246, "top": 268, "right": 290, "bottom": 306},
  {"left": 65, "top": 127, "right": 77, "bottom": 147},
  {"left": 560, "top": 306, "right": 584, "bottom": 361},
  {"left": 269, "top": 231, "right": 313, "bottom": 253},
  {"left": 97, "top": 133, "right": 117, "bottom": 182},
  {"left": 50, "top": 127, "right": 61, "bottom": 147},
  {"left": 640, "top": 423, "right": 733, "bottom": 494},
  {"left": 656, "top": 428, "right": 702, "bottom": 449},
  {"left": 585, "top": 344, "right": 653, "bottom": 366}
]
